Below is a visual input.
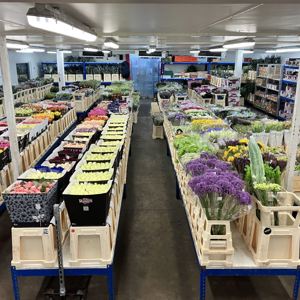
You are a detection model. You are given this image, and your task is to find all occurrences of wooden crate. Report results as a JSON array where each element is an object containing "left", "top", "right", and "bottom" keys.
[
  {"left": 152, "top": 125, "right": 164, "bottom": 140},
  {"left": 235, "top": 212, "right": 255, "bottom": 247},
  {"left": 293, "top": 175, "right": 300, "bottom": 192},
  {"left": 248, "top": 193, "right": 300, "bottom": 266},
  {"left": 11, "top": 203, "right": 69, "bottom": 268},
  {"left": 133, "top": 111, "right": 138, "bottom": 124},
  {"left": 111, "top": 74, "right": 119, "bottom": 82},
  {"left": 69, "top": 213, "right": 114, "bottom": 266},
  {"left": 11, "top": 224, "right": 57, "bottom": 268},
  {"left": 103, "top": 74, "right": 112, "bottom": 82},
  {"left": 198, "top": 216, "right": 234, "bottom": 267},
  {"left": 76, "top": 74, "right": 84, "bottom": 81},
  {"left": 94, "top": 74, "right": 102, "bottom": 81},
  {"left": 86, "top": 74, "right": 94, "bottom": 81},
  {"left": 150, "top": 102, "right": 161, "bottom": 115}
]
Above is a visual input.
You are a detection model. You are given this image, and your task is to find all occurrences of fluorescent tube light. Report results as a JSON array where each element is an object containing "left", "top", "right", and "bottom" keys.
[
  {"left": 243, "top": 50, "right": 254, "bottom": 54},
  {"left": 190, "top": 50, "right": 200, "bottom": 54},
  {"left": 102, "top": 50, "right": 111, "bottom": 54},
  {"left": 275, "top": 48, "right": 300, "bottom": 53},
  {"left": 104, "top": 38, "right": 119, "bottom": 49},
  {"left": 146, "top": 46, "right": 157, "bottom": 54},
  {"left": 47, "top": 51, "right": 56, "bottom": 54},
  {"left": 265, "top": 50, "right": 277, "bottom": 53},
  {"left": 61, "top": 50, "right": 72, "bottom": 54},
  {"left": 223, "top": 38, "right": 255, "bottom": 49},
  {"left": 209, "top": 48, "right": 227, "bottom": 52},
  {"left": 6, "top": 40, "right": 29, "bottom": 50},
  {"left": 27, "top": 5, "right": 97, "bottom": 42},
  {"left": 17, "top": 48, "right": 45, "bottom": 53},
  {"left": 84, "top": 47, "right": 99, "bottom": 52}
]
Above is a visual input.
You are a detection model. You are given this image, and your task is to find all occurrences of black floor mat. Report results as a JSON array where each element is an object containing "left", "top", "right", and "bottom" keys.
[{"left": 37, "top": 276, "right": 91, "bottom": 300}]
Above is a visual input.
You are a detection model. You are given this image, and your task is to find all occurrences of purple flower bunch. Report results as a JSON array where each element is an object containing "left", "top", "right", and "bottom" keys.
[
  {"left": 188, "top": 172, "right": 251, "bottom": 205},
  {"left": 174, "top": 112, "right": 187, "bottom": 121},
  {"left": 186, "top": 153, "right": 231, "bottom": 177},
  {"left": 186, "top": 152, "right": 252, "bottom": 222},
  {"left": 180, "top": 101, "right": 202, "bottom": 111}
]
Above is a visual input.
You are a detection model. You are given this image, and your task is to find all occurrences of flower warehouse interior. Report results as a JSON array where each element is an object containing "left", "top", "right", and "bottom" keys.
[{"left": 2, "top": 1, "right": 300, "bottom": 299}]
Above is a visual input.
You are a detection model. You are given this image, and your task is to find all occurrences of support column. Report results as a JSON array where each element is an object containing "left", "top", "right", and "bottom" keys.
[
  {"left": 0, "top": 34, "right": 20, "bottom": 181},
  {"left": 234, "top": 49, "right": 244, "bottom": 106},
  {"left": 234, "top": 49, "right": 243, "bottom": 79},
  {"left": 285, "top": 66, "right": 300, "bottom": 191},
  {"left": 56, "top": 50, "right": 65, "bottom": 91}
]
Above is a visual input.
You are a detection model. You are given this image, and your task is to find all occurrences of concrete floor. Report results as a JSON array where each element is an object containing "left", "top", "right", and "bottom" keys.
[{"left": 0, "top": 98, "right": 294, "bottom": 299}]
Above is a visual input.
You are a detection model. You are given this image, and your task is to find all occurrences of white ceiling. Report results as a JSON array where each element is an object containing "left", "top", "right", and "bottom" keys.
[{"left": 1, "top": 2, "right": 300, "bottom": 52}]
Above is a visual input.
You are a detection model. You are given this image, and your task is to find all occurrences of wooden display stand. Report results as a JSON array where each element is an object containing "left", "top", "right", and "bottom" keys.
[
  {"left": 133, "top": 110, "right": 138, "bottom": 124},
  {"left": 11, "top": 224, "right": 57, "bottom": 268},
  {"left": 247, "top": 193, "right": 300, "bottom": 266},
  {"left": 69, "top": 213, "right": 114, "bottom": 266},
  {"left": 11, "top": 203, "right": 70, "bottom": 269},
  {"left": 111, "top": 74, "right": 119, "bottom": 82},
  {"left": 104, "top": 74, "right": 112, "bottom": 82},
  {"left": 213, "top": 93, "right": 226, "bottom": 107},
  {"left": 152, "top": 125, "right": 164, "bottom": 139}
]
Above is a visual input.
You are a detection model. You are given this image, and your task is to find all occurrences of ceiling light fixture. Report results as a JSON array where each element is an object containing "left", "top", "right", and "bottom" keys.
[
  {"left": 190, "top": 50, "right": 200, "bottom": 54},
  {"left": 102, "top": 50, "right": 111, "bottom": 54},
  {"left": 223, "top": 38, "right": 255, "bottom": 49},
  {"left": 61, "top": 50, "right": 72, "bottom": 54},
  {"left": 275, "top": 47, "right": 300, "bottom": 53},
  {"left": 17, "top": 48, "right": 45, "bottom": 53},
  {"left": 47, "top": 51, "right": 57, "bottom": 54},
  {"left": 209, "top": 47, "right": 227, "bottom": 52},
  {"left": 265, "top": 50, "right": 277, "bottom": 53},
  {"left": 27, "top": 4, "right": 97, "bottom": 42},
  {"left": 103, "top": 38, "right": 119, "bottom": 49},
  {"left": 146, "top": 46, "right": 156, "bottom": 54},
  {"left": 84, "top": 47, "right": 99, "bottom": 52},
  {"left": 6, "top": 39, "right": 29, "bottom": 50},
  {"left": 243, "top": 50, "right": 254, "bottom": 54}
]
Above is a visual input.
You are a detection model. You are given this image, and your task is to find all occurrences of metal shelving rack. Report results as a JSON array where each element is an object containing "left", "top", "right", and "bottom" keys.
[
  {"left": 41, "top": 61, "right": 123, "bottom": 85},
  {"left": 160, "top": 61, "right": 240, "bottom": 81},
  {"left": 251, "top": 63, "right": 282, "bottom": 117},
  {"left": 279, "top": 63, "right": 299, "bottom": 119}
]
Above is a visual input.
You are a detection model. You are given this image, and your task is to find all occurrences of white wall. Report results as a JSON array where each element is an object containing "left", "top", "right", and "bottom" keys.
[{"left": 0, "top": 51, "right": 55, "bottom": 86}]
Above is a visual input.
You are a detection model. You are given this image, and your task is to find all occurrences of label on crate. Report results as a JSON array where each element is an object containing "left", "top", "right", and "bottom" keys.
[
  {"left": 43, "top": 229, "right": 49, "bottom": 235},
  {"left": 79, "top": 198, "right": 93, "bottom": 204}
]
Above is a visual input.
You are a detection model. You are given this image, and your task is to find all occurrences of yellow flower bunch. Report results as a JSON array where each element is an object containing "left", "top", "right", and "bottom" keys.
[
  {"left": 191, "top": 118, "right": 225, "bottom": 132},
  {"left": 192, "top": 118, "right": 224, "bottom": 126},
  {"left": 223, "top": 144, "right": 248, "bottom": 163},
  {"left": 239, "top": 138, "right": 249, "bottom": 145},
  {"left": 33, "top": 111, "right": 55, "bottom": 122}
]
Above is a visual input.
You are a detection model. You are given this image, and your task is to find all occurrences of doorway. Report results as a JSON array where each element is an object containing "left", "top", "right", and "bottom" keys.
[
  {"left": 16, "top": 63, "right": 30, "bottom": 83},
  {"left": 130, "top": 55, "right": 160, "bottom": 98}
]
